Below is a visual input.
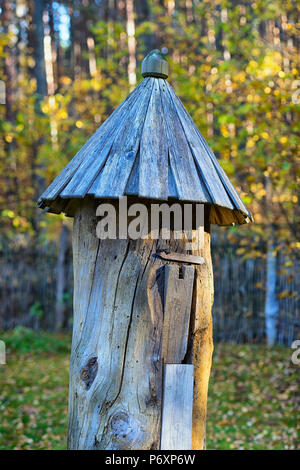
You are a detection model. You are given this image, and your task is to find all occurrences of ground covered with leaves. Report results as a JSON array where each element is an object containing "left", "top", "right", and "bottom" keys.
[
  {"left": 207, "top": 344, "right": 299, "bottom": 450},
  {"left": 0, "top": 329, "right": 298, "bottom": 450}
]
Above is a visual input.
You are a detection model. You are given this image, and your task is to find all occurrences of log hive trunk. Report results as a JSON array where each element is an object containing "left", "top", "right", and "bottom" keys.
[{"left": 68, "top": 200, "right": 214, "bottom": 450}]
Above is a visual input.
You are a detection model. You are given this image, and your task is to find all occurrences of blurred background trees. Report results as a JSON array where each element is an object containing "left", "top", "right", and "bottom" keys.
[{"left": 0, "top": 0, "right": 299, "bottom": 344}]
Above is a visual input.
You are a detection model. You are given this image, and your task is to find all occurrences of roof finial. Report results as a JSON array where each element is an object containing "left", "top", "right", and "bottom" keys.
[{"left": 141, "top": 49, "right": 169, "bottom": 79}]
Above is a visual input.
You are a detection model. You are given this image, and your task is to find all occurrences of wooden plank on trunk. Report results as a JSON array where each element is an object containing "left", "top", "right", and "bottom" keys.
[
  {"left": 161, "top": 364, "right": 194, "bottom": 450},
  {"left": 162, "top": 264, "right": 194, "bottom": 363}
]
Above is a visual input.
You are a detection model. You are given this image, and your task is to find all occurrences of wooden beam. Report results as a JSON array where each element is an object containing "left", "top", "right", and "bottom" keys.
[
  {"left": 158, "top": 251, "right": 204, "bottom": 265},
  {"left": 161, "top": 364, "right": 194, "bottom": 450},
  {"left": 162, "top": 264, "right": 194, "bottom": 363}
]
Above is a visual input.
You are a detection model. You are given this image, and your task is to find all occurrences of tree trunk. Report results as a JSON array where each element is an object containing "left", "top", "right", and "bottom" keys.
[
  {"left": 31, "top": 0, "right": 47, "bottom": 101},
  {"left": 126, "top": 0, "right": 137, "bottom": 89},
  {"left": 265, "top": 240, "right": 279, "bottom": 346},
  {"left": 1, "top": 0, "right": 18, "bottom": 206},
  {"left": 55, "top": 224, "right": 69, "bottom": 331},
  {"left": 68, "top": 200, "right": 213, "bottom": 450},
  {"left": 1, "top": 0, "right": 16, "bottom": 122},
  {"left": 135, "top": 0, "right": 156, "bottom": 53},
  {"left": 28, "top": 0, "right": 47, "bottom": 236}
]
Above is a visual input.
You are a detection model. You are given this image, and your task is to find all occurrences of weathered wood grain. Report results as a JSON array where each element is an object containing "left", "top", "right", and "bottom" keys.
[
  {"left": 38, "top": 79, "right": 148, "bottom": 203},
  {"left": 69, "top": 201, "right": 165, "bottom": 449},
  {"left": 168, "top": 167, "right": 178, "bottom": 198},
  {"left": 186, "top": 225, "right": 214, "bottom": 450},
  {"left": 162, "top": 264, "right": 194, "bottom": 364},
  {"left": 124, "top": 150, "right": 140, "bottom": 196},
  {"left": 159, "top": 79, "right": 209, "bottom": 202},
  {"left": 161, "top": 364, "right": 194, "bottom": 450},
  {"left": 94, "top": 79, "right": 154, "bottom": 198},
  {"left": 39, "top": 76, "right": 251, "bottom": 225},
  {"left": 68, "top": 203, "right": 214, "bottom": 450},
  {"left": 139, "top": 78, "right": 168, "bottom": 199},
  {"left": 60, "top": 81, "right": 147, "bottom": 199}
]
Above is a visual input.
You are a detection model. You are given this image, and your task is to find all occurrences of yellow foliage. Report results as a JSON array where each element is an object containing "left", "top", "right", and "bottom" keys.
[
  {"left": 247, "top": 139, "right": 255, "bottom": 148},
  {"left": 261, "top": 132, "right": 269, "bottom": 139},
  {"left": 56, "top": 110, "right": 68, "bottom": 120},
  {"left": 60, "top": 76, "right": 72, "bottom": 85}
]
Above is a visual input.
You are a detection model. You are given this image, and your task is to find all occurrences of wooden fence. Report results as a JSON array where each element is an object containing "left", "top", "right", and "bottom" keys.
[
  {"left": 0, "top": 237, "right": 299, "bottom": 345},
  {"left": 212, "top": 237, "right": 299, "bottom": 345}
]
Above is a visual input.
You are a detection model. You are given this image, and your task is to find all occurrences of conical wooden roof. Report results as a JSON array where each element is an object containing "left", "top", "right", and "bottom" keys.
[{"left": 38, "top": 55, "right": 252, "bottom": 225}]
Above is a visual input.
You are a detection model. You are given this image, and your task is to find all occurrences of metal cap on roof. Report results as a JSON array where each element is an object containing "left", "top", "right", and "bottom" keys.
[
  {"left": 38, "top": 52, "right": 252, "bottom": 226},
  {"left": 141, "top": 49, "right": 169, "bottom": 79}
]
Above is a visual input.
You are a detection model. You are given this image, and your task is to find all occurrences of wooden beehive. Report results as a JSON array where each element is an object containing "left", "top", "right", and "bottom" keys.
[{"left": 39, "top": 50, "right": 252, "bottom": 450}]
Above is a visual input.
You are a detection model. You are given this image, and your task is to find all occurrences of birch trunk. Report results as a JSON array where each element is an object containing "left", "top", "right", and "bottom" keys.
[
  {"left": 265, "top": 241, "right": 279, "bottom": 346},
  {"left": 126, "top": 0, "right": 137, "bottom": 89}
]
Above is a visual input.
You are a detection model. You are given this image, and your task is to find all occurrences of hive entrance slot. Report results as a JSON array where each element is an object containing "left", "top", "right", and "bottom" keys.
[{"left": 178, "top": 265, "right": 184, "bottom": 279}]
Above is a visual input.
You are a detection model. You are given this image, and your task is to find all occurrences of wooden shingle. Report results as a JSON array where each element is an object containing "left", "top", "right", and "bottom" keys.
[{"left": 38, "top": 57, "right": 252, "bottom": 226}]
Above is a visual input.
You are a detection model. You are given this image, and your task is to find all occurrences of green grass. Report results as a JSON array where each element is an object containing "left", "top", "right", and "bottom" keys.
[
  {"left": 0, "top": 329, "right": 70, "bottom": 450},
  {"left": 0, "top": 330, "right": 298, "bottom": 450}
]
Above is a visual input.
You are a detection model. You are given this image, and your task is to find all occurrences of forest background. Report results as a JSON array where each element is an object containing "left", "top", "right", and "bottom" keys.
[{"left": 0, "top": 0, "right": 299, "bottom": 345}]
